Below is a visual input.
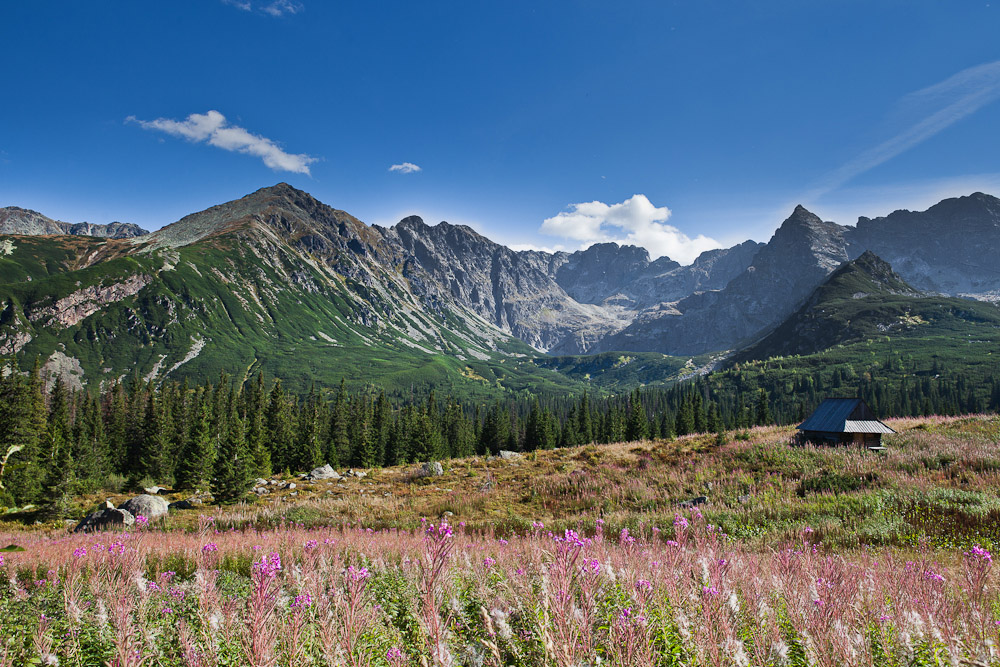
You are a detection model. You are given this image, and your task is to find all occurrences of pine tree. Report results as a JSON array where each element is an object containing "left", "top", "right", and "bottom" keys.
[
  {"left": 755, "top": 389, "right": 771, "bottom": 426},
  {"left": 175, "top": 399, "right": 214, "bottom": 491},
  {"left": 326, "top": 380, "right": 350, "bottom": 467},
  {"left": 577, "top": 391, "right": 593, "bottom": 444},
  {"left": 212, "top": 392, "right": 252, "bottom": 503},
  {"left": 625, "top": 390, "right": 648, "bottom": 441},
  {"left": 265, "top": 380, "right": 295, "bottom": 472}
]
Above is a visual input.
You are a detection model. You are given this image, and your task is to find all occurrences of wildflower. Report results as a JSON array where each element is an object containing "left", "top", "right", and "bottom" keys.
[
  {"left": 201, "top": 542, "right": 218, "bottom": 553},
  {"left": 72, "top": 547, "right": 86, "bottom": 559},
  {"left": 531, "top": 521, "right": 544, "bottom": 531},
  {"left": 134, "top": 514, "right": 149, "bottom": 529},
  {"left": 515, "top": 567, "right": 525, "bottom": 576},
  {"left": 291, "top": 593, "right": 313, "bottom": 609},
  {"left": 160, "top": 571, "right": 176, "bottom": 582},
  {"left": 253, "top": 552, "right": 282, "bottom": 578},
  {"left": 813, "top": 598, "right": 824, "bottom": 607},
  {"left": 386, "top": 647, "right": 404, "bottom": 660},
  {"left": 162, "top": 606, "right": 173, "bottom": 614},
  {"left": 967, "top": 545, "right": 993, "bottom": 564},
  {"left": 674, "top": 514, "right": 689, "bottom": 530},
  {"left": 346, "top": 565, "right": 371, "bottom": 582},
  {"left": 581, "top": 558, "right": 601, "bottom": 575},
  {"left": 0, "top": 554, "right": 4, "bottom": 566},
  {"left": 426, "top": 521, "right": 454, "bottom": 539},
  {"left": 483, "top": 556, "right": 496, "bottom": 570},
  {"left": 619, "top": 528, "right": 636, "bottom": 545},
  {"left": 635, "top": 579, "right": 653, "bottom": 592},
  {"left": 498, "top": 538, "right": 508, "bottom": 546},
  {"left": 702, "top": 586, "right": 720, "bottom": 596},
  {"left": 304, "top": 539, "right": 318, "bottom": 550}
]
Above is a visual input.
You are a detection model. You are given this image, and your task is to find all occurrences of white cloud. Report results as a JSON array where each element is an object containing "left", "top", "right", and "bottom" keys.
[
  {"left": 221, "top": 0, "right": 301, "bottom": 15},
  {"left": 389, "top": 162, "right": 422, "bottom": 174},
  {"left": 128, "top": 110, "right": 317, "bottom": 175},
  {"left": 540, "top": 194, "right": 721, "bottom": 264},
  {"left": 262, "top": 0, "right": 302, "bottom": 16},
  {"left": 807, "top": 59, "right": 1000, "bottom": 200}
]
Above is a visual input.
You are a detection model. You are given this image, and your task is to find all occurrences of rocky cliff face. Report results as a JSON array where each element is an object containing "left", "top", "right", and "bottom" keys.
[
  {"left": 846, "top": 192, "right": 1000, "bottom": 298},
  {"left": 377, "top": 217, "right": 631, "bottom": 353},
  {"left": 0, "top": 207, "right": 148, "bottom": 239},
  {"left": 595, "top": 205, "right": 850, "bottom": 354}
]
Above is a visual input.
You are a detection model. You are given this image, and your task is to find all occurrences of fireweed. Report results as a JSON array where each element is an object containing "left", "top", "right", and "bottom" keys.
[{"left": 0, "top": 509, "right": 999, "bottom": 666}]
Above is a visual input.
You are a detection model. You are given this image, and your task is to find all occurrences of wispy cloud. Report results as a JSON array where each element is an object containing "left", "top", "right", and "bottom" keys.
[
  {"left": 128, "top": 110, "right": 317, "bottom": 175},
  {"left": 540, "top": 195, "right": 721, "bottom": 264},
  {"left": 222, "top": 0, "right": 302, "bottom": 16},
  {"left": 808, "top": 60, "right": 1000, "bottom": 200},
  {"left": 389, "top": 162, "right": 422, "bottom": 174}
]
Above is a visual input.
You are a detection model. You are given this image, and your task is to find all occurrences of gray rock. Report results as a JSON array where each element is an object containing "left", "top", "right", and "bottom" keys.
[
  {"left": 499, "top": 450, "right": 522, "bottom": 460},
  {"left": 304, "top": 464, "right": 341, "bottom": 481},
  {"left": 74, "top": 508, "right": 135, "bottom": 533},
  {"left": 253, "top": 487, "right": 269, "bottom": 495},
  {"left": 168, "top": 499, "right": 201, "bottom": 510},
  {"left": 737, "top": 495, "right": 751, "bottom": 504},
  {"left": 420, "top": 461, "right": 444, "bottom": 477},
  {"left": 144, "top": 486, "right": 167, "bottom": 495},
  {"left": 119, "top": 494, "right": 169, "bottom": 519},
  {"left": 284, "top": 482, "right": 296, "bottom": 490},
  {"left": 254, "top": 478, "right": 268, "bottom": 486},
  {"left": 678, "top": 495, "right": 709, "bottom": 509},
  {"left": 354, "top": 470, "right": 367, "bottom": 479}
]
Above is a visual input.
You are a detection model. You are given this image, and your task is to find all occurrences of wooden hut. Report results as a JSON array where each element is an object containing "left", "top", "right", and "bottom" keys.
[{"left": 796, "top": 398, "right": 894, "bottom": 449}]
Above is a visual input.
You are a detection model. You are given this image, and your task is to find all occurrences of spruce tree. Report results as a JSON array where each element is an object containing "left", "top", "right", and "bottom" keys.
[
  {"left": 212, "top": 393, "right": 252, "bottom": 503},
  {"left": 175, "top": 399, "right": 213, "bottom": 491},
  {"left": 326, "top": 380, "right": 350, "bottom": 467},
  {"left": 625, "top": 390, "right": 648, "bottom": 441},
  {"left": 265, "top": 380, "right": 295, "bottom": 472}
]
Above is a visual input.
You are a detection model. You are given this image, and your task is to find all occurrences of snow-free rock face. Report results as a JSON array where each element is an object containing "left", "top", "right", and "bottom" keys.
[
  {"left": 118, "top": 494, "right": 169, "bottom": 519},
  {"left": 846, "top": 192, "right": 1000, "bottom": 298},
  {"left": 0, "top": 207, "right": 148, "bottom": 239},
  {"left": 597, "top": 205, "right": 851, "bottom": 354}
]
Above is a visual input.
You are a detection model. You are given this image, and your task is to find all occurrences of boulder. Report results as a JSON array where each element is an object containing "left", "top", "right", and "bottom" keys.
[
  {"left": 284, "top": 482, "right": 296, "bottom": 490},
  {"left": 143, "top": 486, "right": 167, "bottom": 495},
  {"left": 119, "top": 494, "right": 169, "bottom": 519},
  {"left": 499, "top": 450, "right": 523, "bottom": 460},
  {"left": 168, "top": 498, "right": 203, "bottom": 510},
  {"left": 678, "top": 495, "right": 709, "bottom": 509},
  {"left": 253, "top": 487, "right": 269, "bottom": 495},
  {"left": 304, "top": 464, "right": 341, "bottom": 481},
  {"left": 75, "top": 508, "right": 135, "bottom": 533},
  {"left": 420, "top": 462, "right": 444, "bottom": 477}
]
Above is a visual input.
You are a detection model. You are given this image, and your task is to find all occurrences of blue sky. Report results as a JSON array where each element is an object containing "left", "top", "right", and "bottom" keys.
[{"left": 2, "top": 1, "right": 999, "bottom": 263}]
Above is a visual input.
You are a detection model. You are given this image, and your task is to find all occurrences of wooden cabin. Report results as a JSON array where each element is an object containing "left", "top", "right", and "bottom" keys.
[{"left": 796, "top": 398, "right": 894, "bottom": 449}]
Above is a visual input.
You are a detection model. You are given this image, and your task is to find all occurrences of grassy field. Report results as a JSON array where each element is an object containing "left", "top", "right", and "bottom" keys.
[{"left": 2, "top": 415, "right": 1000, "bottom": 665}]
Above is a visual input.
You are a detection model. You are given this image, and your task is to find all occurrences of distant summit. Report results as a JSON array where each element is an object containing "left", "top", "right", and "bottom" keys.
[{"left": 0, "top": 206, "right": 148, "bottom": 239}]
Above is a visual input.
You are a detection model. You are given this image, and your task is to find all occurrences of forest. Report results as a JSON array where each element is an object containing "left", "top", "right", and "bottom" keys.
[{"left": 2, "top": 354, "right": 1000, "bottom": 514}]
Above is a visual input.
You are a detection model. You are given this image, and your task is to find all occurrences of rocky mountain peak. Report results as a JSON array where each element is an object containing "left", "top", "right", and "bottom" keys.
[{"left": 0, "top": 206, "right": 148, "bottom": 239}]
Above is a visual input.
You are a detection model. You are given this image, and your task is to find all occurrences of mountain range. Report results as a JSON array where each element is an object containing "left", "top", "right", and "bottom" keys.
[{"left": 1, "top": 184, "right": 998, "bottom": 395}]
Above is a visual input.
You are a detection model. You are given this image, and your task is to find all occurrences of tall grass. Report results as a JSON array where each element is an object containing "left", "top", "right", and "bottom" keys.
[{"left": 1, "top": 511, "right": 998, "bottom": 666}]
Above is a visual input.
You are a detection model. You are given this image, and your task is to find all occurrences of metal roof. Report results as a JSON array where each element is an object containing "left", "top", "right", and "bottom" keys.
[{"left": 797, "top": 398, "right": 895, "bottom": 434}]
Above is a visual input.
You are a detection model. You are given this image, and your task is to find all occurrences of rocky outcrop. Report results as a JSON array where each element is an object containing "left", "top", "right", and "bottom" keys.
[
  {"left": 0, "top": 207, "right": 148, "bottom": 238},
  {"left": 27, "top": 274, "right": 152, "bottom": 328}
]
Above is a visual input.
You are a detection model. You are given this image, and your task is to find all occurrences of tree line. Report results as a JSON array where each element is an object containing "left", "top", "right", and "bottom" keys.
[{"left": 2, "top": 356, "right": 998, "bottom": 514}]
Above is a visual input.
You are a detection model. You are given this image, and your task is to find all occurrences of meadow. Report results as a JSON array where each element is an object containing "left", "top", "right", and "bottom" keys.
[{"left": 2, "top": 415, "right": 1000, "bottom": 666}]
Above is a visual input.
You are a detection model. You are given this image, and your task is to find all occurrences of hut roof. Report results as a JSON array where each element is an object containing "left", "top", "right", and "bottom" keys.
[{"left": 797, "top": 398, "right": 895, "bottom": 434}]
